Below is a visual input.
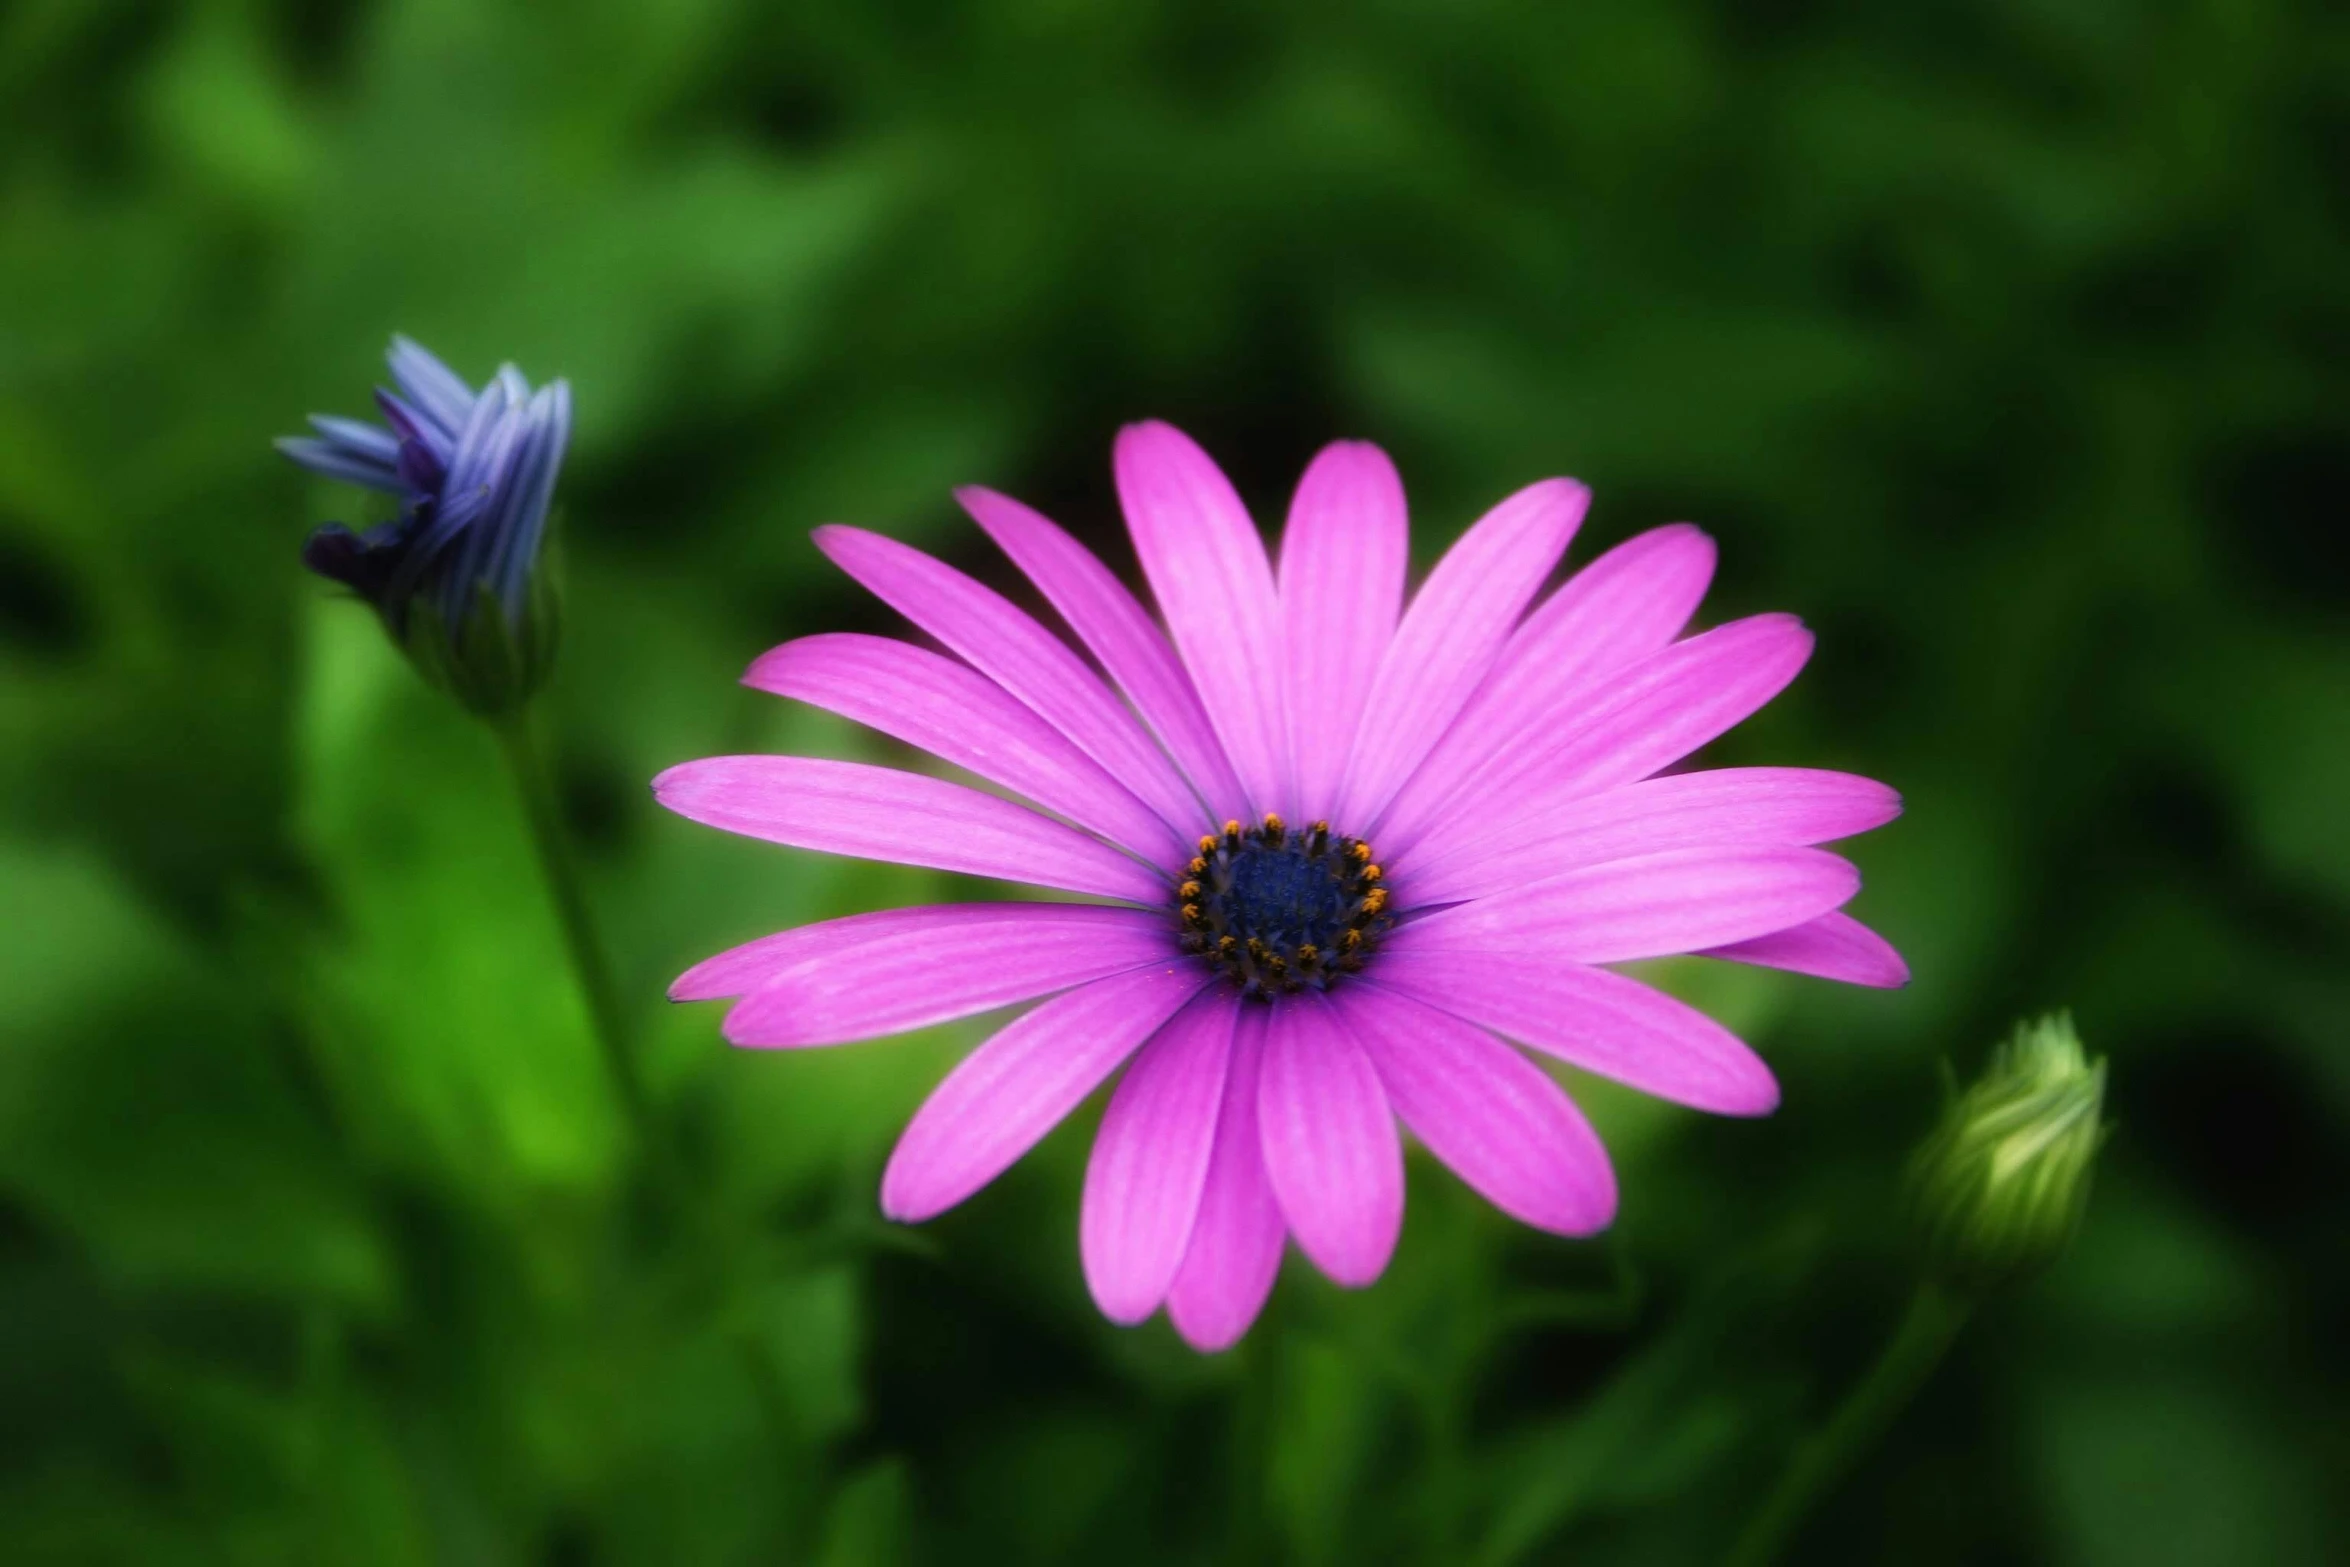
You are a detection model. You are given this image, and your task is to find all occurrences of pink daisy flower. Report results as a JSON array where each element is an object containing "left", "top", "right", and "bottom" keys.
[{"left": 656, "top": 423, "right": 1904, "bottom": 1351}]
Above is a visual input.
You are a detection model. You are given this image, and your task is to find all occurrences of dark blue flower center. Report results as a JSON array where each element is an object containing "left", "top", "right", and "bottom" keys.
[{"left": 1178, "top": 815, "right": 1391, "bottom": 998}]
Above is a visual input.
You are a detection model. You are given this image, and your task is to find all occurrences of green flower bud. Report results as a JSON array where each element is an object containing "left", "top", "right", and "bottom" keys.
[
  {"left": 1908, "top": 1012, "right": 2109, "bottom": 1295},
  {"left": 404, "top": 565, "right": 564, "bottom": 720}
]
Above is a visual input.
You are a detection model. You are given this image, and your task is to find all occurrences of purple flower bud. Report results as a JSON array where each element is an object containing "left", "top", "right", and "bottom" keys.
[{"left": 278, "top": 337, "right": 571, "bottom": 715}]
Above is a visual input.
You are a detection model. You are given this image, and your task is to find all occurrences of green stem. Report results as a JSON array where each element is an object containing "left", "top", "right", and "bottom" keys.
[
  {"left": 493, "top": 713, "right": 657, "bottom": 1155},
  {"left": 1726, "top": 1285, "right": 1973, "bottom": 1567}
]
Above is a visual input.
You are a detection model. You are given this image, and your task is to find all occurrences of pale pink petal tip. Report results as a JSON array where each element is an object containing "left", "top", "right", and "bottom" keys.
[
  {"left": 1256, "top": 999, "right": 1403, "bottom": 1288},
  {"left": 956, "top": 482, "right": 1249, "bottom": 822},
  {"left": 652, "top": 755, "right": 1167, "bottom": 905},
  {"left": 1280, "top": 441, "right": 1408, "bottom": 818},
  {"left": 1706, "top": 910, "right": 1910, "bottom": 989},
  {"left": 1165, "top": 1009, "right": 1286, "bottom": 1350},
  {"left": 807, "top": 520, "right": 1208, "bottom": 841},
  {"left": 1080, "top": 991, "right": 1239, "bottom": 1323},
  {"left": 719, "top": 906, "right": 1175, "bottom": 1049},
  {"left": 1342, "top": 987, "right": 1617, "bottom": 1233},
  {"left": 1113, "top": 420, "right": 1290, "bottom": 815},
  {"left": 1330, "top": 475, "right": 1583, "bottom": 828},
  {"left": 880, "top": 965, "right": 1206, "bottom": 1222},
  {"left": 1370, "top": 951, "right": 1782, "bottom": 1117}
]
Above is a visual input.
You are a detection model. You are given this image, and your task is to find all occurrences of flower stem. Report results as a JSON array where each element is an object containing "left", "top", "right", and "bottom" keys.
[
  {"left": 493, "top": 713, "right": 658, "bottom": 1157},
  {"left": 1726, "top": 1284, "right": 1973, "bottom": 1567}
]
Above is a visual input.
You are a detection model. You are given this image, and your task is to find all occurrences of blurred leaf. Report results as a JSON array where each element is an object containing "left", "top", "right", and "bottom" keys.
[
  {"left": 1270, "top": 1335, "right": 1389, "bottom": 1565},
  {"left": 813, "top": 1458, "right": 913, "bottom": 1567},
  {"left": 1477, "top": 1228, "right": 1818, "bottom": 1565},
  {"left": 141, "top": 7, "right": 315, "bottom": 210},
  {"left": 2029, "top": 1370, "right": 2335, "bottom": 1567},
  {"left": 950, "top": 1409, "right": 1139, "bottom": 1565},
  {"left": 287, "top": 600, "right": 624, "bottom": 1205},
  {"left": 0, "top": 841, "right": 389, "bottom": 1309},
  {"left": 737, "top": 1265, "right": 864, "bottom": 1446}
]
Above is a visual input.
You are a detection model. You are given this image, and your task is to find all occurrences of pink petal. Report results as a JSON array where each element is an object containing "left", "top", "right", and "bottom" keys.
[
  {"left": 879, "top": 963, "right": 1207, "bottom": 1222},
  {"left": 672, "top": 924, "right": 888, "bottom": 1004},
  {"left": 1368, "top": 950, "right": 1780, "bottom": 1115},
  {"left": 653, "top": 756, "right": 1166, "bottom": 904},
  {"left": 1166, "top": 1006, "right": 1286, "bottom": 1352},
  {"left": 1115, "top": 422, "right": 1290, "bottom": 817},
  {"left": 1081, "top": 989, "right": 1241, "bottom": 1323},
  {"left": 1337, "top": 985, "right": 1616, "bottom": 1233},
  {"left": 1332, "top": 479, "right": 1586, "bottom": 830},
  {"left": 1256, "top": 994, "right": 1403, "bottom": 1288},
  {"left": 1703, "top": 910, "right": 1910, "bottom": 988},
  {"left": 1391, "top": 613, "right": 1815, "bottom": 864},
  {"left": 673, "top": 902, "right": 1147, "bottom": 1002},
  {"left": 1393, "top": 845, "right": 1861, "bottom": 964},
  {"left": 1374, "top": 524, "right": 1715, "bottom": 854},
  {"left": 813, "top": 525, "right": 1206, "bottom": 842},
  {"left": 723, "top": 905, "right": 1176, "bottom": 1047},
  {"left": 746, "top": 633, "right": 1188, "bottom": 865},
  {"left": 1278, "top": 442, "right": 1407, "bottom": 822},
  {"left": 1402, "top": 768, "right": 1903, "bottom": 904},
  {"left": 960, "top": 486, "right": 1248, "bottom": 821}
]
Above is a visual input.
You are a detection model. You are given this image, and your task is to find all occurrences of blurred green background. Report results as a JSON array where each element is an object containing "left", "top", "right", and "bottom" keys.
[{"left": 4, "top": 1, "right": 2346, "bottom": 1562}]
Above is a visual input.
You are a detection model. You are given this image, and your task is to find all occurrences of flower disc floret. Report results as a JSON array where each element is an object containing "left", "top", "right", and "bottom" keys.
[{"left": 1177, "top": 814, "right": 1390, "bottom": 997}]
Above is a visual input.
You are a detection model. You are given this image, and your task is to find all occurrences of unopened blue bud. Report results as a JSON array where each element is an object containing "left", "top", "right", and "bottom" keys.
[{"left": 279, "top": 336, "right": 571, "bottom": 717}]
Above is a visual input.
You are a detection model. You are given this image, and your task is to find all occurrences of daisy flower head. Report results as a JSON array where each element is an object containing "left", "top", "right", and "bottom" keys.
[
  {"left": 279, "top": 336, "right": 571, "bottom": 715},
  {"left": 658, "top": 423, "right": 1905, "bottom": 1351}
]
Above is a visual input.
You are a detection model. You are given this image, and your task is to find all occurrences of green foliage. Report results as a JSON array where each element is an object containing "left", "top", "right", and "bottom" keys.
[{"left": 3, "top": 1, "right": 2346, "bottom": 1562}]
